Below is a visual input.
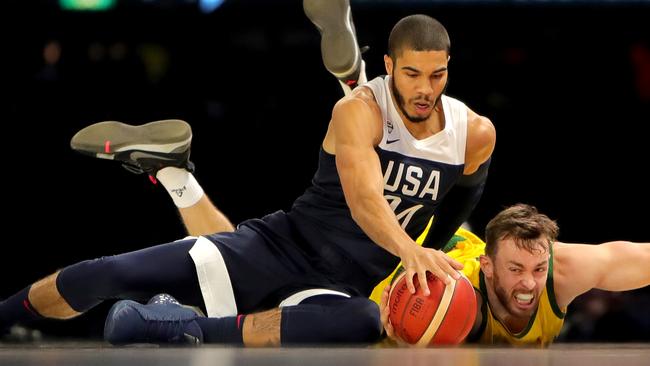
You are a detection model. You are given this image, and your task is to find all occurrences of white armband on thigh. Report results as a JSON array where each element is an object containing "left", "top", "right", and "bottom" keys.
[{"left": 156, "top": 167, "right": 204, "bottom": 208}]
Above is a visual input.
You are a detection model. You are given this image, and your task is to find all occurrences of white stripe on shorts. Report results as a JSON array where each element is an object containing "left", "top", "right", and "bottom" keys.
[{"left": 189, "top": 236, "right": 238, "bottom": 317}]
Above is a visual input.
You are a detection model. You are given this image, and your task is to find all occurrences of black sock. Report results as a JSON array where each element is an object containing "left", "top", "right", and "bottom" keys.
[
  {"left": 195, "top": 315, "right": 246, "bottom": 344},
  {"left": 0, "top": 286, "right": 44, "bottom": 331}
]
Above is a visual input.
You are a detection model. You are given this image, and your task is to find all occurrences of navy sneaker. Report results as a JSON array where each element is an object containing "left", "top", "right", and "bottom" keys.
[
  {"left": 146, "top": 293, "right": 182, "bottom": 306},
  {"left": 104, "top": 294, "right": 203, "bottom": 346},
  {"left": 147, "top": 294, "right": 206, "bottom": 317},
  {"left": 70, "top": 119, "right": 194, "bottom": 178},
  {"left": 303, "top": 0, "right": 366, "bottom": 88}
]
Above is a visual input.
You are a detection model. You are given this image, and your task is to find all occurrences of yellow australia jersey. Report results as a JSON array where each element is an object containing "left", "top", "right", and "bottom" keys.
[
  {"left": 370, "top": 224, "right": 566, "bottom": 346},
  {"left": 466, "top": 244, "right": 566, "bottom": 346}
]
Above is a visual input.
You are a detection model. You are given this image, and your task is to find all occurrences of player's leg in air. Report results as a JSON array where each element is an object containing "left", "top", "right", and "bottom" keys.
[
  {"left": 70, "top": 119, "right": 234, "bottom": 236},
  {"left": 68, "top": 1, "right": 368, "bottom": 236},
  {"left": 0, "top": 120, "right": 221, "bottom": 342},
  {"left": 0, "top": 120, "right": 235, "bottom": 341},
  {"left": 303, "top": 0, "right": 368, "bottom": 96}
]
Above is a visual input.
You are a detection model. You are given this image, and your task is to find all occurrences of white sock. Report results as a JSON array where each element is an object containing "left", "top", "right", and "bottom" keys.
[
  {"left": 338, "top": 59, "right": 367, "bottom": 96},
  {"left": 338, "top": 80, "right": 353, "bottom": 96},
  {"left": 358, "top": 59, "right": 368, "bottom": 84},
  {"left": 155, "top": 167, "right": 204, "bottom": 208}
]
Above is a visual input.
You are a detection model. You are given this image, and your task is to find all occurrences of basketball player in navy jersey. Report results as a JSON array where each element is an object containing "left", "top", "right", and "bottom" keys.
[{"left": 0, "top": 1, "right": 495, "bottom": 346}]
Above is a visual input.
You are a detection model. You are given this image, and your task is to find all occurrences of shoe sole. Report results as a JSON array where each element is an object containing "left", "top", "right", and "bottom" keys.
[
  {"left": 70, "top": 119, "right": 192, "bottom": 161},
  {"left": 304, "top": 0, "right": 360, "bottom": 79}
]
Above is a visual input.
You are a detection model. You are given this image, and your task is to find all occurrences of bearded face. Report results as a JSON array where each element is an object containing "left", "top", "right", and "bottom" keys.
[
  {"left": 385, "top": 49, "right": 448, "bottom": 124},
  {"left": 483, "top": 238, "right": 550, "bottom": 320}
]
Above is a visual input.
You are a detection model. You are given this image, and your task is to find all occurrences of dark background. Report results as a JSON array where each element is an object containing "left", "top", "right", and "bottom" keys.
[{"left": 4, "top": 0, "right": 650, "bottom": 341}]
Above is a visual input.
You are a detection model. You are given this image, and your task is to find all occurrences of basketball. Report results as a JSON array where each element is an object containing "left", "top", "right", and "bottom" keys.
[{"left": 388, "top": 269, "right": 477, "bottom": 346}]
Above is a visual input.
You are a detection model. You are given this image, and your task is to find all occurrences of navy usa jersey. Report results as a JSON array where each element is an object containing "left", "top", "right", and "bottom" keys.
[{"left": 289, "top": 75, "right": 468, "bottom": 296}]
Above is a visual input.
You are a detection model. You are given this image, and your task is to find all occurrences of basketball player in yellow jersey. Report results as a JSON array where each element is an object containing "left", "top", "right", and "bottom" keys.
[{"left": 379, "top": 203, "right": 650, "bottom": 346}]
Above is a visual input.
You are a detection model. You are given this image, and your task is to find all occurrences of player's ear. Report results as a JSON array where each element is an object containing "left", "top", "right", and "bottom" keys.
[
  {"left": 479, "top": 255, "right": 493, "bottom": 278},
  {"left": 384, "top": 54, "right": 393, "bottom": 74}
]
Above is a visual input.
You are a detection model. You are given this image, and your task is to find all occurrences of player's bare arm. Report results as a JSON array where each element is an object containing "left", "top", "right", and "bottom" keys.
[
  {"left": 553, "top": 241, "right": 650, "bottom": 308},
  {"left": 327, "top": 91, "right": 462, "bottom": 294},
  {"left": 329, "top": 93, "right": 409, "bottom": 259},
  {"left": 464, "top": 108, "right": 496, "bottom": 175}
]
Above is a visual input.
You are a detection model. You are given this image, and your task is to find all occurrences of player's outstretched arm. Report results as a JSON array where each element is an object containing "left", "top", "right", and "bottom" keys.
[{"left": 553, "top": 241, "right": 650, "bottom": 308}]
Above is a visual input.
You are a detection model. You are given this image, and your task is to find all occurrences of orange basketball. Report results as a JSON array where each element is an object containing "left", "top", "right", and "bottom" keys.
[{"left": 388, "top": 269, "right": 477, "bottom": 346}]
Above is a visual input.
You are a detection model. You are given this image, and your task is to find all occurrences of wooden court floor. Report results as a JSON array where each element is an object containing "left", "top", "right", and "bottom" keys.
[{"left": 1, "top": 342, "right": 649, "bottom": 366}]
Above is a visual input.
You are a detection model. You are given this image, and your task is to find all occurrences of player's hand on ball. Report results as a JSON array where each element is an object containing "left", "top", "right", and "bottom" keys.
[
  {"left": 380, "top": 283, "right": 408, "bottom": 346},
  {"left": 383, "top": 268, "right": 477, "bottom": 346},
  {"left": 398, "top": 245, "right": 463, "bottom": 295}
]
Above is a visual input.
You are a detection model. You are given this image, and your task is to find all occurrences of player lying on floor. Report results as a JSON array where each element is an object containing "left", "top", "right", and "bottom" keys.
[{"left": 378, "top": 203, "right": 650, "bottom": 346}]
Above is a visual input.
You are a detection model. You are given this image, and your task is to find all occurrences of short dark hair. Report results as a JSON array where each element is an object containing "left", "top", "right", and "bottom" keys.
[
  {"left": 387, "top": 14, "right": 451, "bottom": 59},
  {"left": 485, "top": 204, "right": 559, "bottom": 258}
]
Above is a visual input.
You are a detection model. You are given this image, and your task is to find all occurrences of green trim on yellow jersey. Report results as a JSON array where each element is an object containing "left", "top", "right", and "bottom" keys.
[
  {"left": 478, "top": 271, "right": 540, "bottom": 339},
  {"left": 546, "top": 242, "right": 566, "bottom": 319}
]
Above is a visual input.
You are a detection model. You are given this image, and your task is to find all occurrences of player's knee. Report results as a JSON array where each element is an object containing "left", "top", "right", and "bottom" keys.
[
  {"left": 339, "top": 297, "right": 382, "bottom": 343},
  {"left": 57, "top": 256, "right": 134, "bottom": 311},
  {"left": 91, "top": 255, "right": 155, "bottom": 296}
]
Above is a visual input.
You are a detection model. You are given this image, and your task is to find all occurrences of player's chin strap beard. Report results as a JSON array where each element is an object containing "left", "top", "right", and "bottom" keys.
[
  {"left": 390, "top": 74, "right": 448, "bottom": 121},
  {"left": 391, "top": 75, "right": 429, "bottom": 123},
  {"left": 433, "top": 77, "right": 449, "bottom": 112}
]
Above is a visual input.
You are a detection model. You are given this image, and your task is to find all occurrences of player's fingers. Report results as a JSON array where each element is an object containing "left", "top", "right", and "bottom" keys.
[
  {"left": 380, "top": 286, "right": 391, "bottom": 322},
  {"left": 430, "top": 265, "right": 453, "bottom": 286},
  {"left": 385, "top": 318, "right": 395, "bottom": 338},
  {"left": 405, "top": 269, "right": 417, "bottom": 294},
  {"left": 380, "top": 304, "right": 389, "bottom": 327},
  {"left": 381, "top": 302, "right": 392, "bottom": 334},
  {"left": 380, "top": 286, "right": 400, "bottom": 342},
  {"left": 417, "top": 271, "right": 430, "bottom": 296},
  {"left": 380, "top": 284, "right": 390, "bottom": 307},
  {"left": 437, "top": 257, "right": 461, "bottom": 284},
  {"left": 447, "top": 256, "right": 464, "bottom": 270}
]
